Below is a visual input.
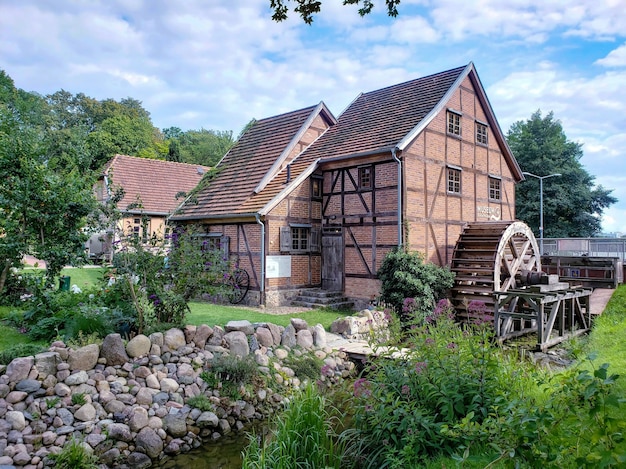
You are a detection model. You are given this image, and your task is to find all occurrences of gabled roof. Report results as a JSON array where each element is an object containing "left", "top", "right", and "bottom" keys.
[
  {"left": 172, "top": 104, "right": 336, "bottom": 220},
  {"left": 173, "top": 63, "right": 522, "bottom": 221},
  {"left": 103, "top": 154, "right": 209, "bottom": 215}
]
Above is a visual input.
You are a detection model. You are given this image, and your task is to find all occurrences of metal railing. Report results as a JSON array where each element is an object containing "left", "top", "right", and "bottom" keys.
[{"left": 543, "top": 238, "right": 626, "bottom": 262}]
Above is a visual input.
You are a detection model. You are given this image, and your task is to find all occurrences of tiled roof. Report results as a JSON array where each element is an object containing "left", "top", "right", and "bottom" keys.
[
  {"left": 173, "top": 105, "right": 328, "bottom": 219},
  {"left": 103, "top": 155, "right": 209, "bottom": 214},
  {"left": 245, "top": 65, "right": 469, "bottom": 215},
  {"left": 173, "top": 63, "right": 520, "bottom": 220},
  {"left": 303, "top": 65, "right": 467, "bottom": 161}
]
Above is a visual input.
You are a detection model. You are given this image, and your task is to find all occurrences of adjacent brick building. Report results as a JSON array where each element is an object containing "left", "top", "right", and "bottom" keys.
[
  {"left": 88, "top": 155, "right": 210, "bottom": 261},
  {"left": 171, "top": 63, "right": 524, "bottom": 308}
]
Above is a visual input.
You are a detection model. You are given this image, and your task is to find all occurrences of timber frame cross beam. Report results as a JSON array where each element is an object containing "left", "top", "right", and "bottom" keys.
[{"left": 494, "top": 287, "right": 593, "bottom": 352}]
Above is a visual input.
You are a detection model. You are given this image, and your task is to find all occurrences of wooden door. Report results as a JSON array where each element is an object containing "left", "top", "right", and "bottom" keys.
[{"left": 322, "top": 232, "right": 343, "bottom": 291}]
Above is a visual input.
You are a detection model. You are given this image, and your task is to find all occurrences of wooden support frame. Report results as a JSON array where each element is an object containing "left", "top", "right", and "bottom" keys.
[{"left": 494, "top": 287, "right": 593, "bottom": 351}]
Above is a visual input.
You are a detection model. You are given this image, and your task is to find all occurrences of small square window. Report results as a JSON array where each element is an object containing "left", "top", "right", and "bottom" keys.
[
  {"left": 476, "top": 122, "right": 488, "bottom": 145},
  {"left": 447, "top": 167, "right": 461, "bottom": 194},
  {"left": 359, "top": 166, "right": 372, "bottom": 190},
  {"left": 489, "top": 177, "right": 501, "bottom": 201},
  {"left": 291, "top": 227, "right": 309, "bottom": 251},
  {"left": 311, "top": 177, "right": 322, "bottom": 199},
  {"left": 447, "top": 111, "right": 461, "bottom": 136}
]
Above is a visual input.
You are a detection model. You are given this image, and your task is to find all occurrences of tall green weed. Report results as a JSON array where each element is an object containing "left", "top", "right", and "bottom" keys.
[{"left": 242, "top": 383, "right": 343, "bottom": 469}]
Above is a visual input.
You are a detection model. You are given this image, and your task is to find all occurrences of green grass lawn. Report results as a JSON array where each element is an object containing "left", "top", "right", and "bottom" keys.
[
  {"left": 0, "top": 306, "right": 29, "bottom": 349},
  {"left": 186, "top": 302, "right": 350, "bottom": 329},
  {"left": 59, "top": 267, "right": 105, "bottom": 290},
  {"left": 583, "top": 284, "right": 626, "bottom": 395},
  {"left": 20, "top": 266, "right": 105, "bottom": 291}
]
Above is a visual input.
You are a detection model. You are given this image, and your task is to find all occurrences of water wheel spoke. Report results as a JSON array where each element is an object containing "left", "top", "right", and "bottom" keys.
[{"left": 451, "top": 221, "right": 541, "bottom": 319}]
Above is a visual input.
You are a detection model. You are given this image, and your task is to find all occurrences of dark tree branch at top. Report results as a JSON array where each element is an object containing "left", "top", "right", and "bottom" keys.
[{"left": 269, "top": 0, "right": 401, "bottom": 24}]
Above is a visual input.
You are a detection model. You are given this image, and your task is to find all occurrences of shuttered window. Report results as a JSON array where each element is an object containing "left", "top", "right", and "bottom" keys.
[{"left": 279, "top": 226, "right": 320, "bottom": 253}]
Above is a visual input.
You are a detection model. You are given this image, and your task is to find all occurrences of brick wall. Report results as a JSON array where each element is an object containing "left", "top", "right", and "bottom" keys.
[{"left": 403, "top": 76, "right": 517, "bottom": 266}]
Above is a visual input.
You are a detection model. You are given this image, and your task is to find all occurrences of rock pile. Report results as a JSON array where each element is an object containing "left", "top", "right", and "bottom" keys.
[
  {"left": 0, "top": 319, "right": 355, "bottom": 468},
  {"left": 330, "top": 308, "right": 390, "bottom": 341}
]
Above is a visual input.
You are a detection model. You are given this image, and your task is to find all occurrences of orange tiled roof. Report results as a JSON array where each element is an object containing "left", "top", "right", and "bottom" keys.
[
  {"left": 173, "top": 105, "right": 331, "bottom": 219},
  {"left": 103, "top": 155, "right": 209, "bottom": 215}
]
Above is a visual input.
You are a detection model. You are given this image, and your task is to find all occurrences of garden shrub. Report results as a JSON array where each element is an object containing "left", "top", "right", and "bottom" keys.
[
  {"left": 343, "top": 313, "right": 514, "bottom": 468},
  {"left": 377, "top": 248, "right": 454, "bottom": 323},
  {"left": 281, "top": 354, "right": 323, "bottom": 381},
  {"left": 343, "top": 305, "right": 626, "bottom": 469},
  {"left": 201, "top": 353, "right": 259, "bottom": 399}
]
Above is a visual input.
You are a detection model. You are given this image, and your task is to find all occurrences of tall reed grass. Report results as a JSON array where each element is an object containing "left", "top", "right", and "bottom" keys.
[{"left": 241, "top": 383, "right": 343, "bottom": 469}]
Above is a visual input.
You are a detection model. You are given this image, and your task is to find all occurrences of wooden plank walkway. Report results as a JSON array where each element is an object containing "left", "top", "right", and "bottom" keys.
[{"left": 590, "top": 288, "right": 615, "bottom": 316}]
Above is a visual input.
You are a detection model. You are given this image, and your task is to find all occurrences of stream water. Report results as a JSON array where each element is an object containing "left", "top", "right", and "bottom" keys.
[
  {"left": 155, "top": 431, "right": 249, "bottom": 469},
  {"left": 155, "top": 422, "right": 270, "bottom": 469}
]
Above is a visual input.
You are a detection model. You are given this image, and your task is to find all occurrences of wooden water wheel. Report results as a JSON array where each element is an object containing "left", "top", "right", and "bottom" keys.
[{"left": 450, "top": 221, "right": 541, "bottom": 318}]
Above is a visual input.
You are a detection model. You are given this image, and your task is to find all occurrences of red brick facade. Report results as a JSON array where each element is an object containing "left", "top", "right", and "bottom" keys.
[{"left": 174, "top": 64, "right": 523, "bottom": 308}]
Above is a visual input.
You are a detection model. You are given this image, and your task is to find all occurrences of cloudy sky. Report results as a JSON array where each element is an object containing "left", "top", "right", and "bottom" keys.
[{"left": 2, "top": 0, "right": 625, "bottom": 234}]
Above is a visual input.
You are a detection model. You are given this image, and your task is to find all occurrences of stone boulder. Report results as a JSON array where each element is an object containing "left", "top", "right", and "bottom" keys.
[
  {"left": 163, "top": 414, "right": 187, "bottom": 438},
  {"left": 296, "top": 329, "right": 314, "bottom": 349},
  {"left": 193, "top": 324, "right": 213, "bottom": 348},
  {"left": 281, "top": 324, "right": 297, "bottom": 348},
  {"left": 34, "top": 352, "right": 61, "bottom": 377},
  {"left": 290, "top": 318, "right": 308, "bottom": 331},
  {"left": 68, "top": 344, "right": 100, "bottom": 371},
  {"left": 313, "top": 324, "right": 327, "bottom": 348},
  {"left": 136, "top": 427, "right": 164, "bottom": 459},
  {"left": 6, "top": 357, "right": 34, "bottom": 383},
  {"left": 164, "top": 328, "right": 186, "bottom": 351},
  {"left": 223, "top": 331, "right": 249, "bottom": 357},
  {"left": 126, "top": 335, "right": 151, "bottom": 358},
  {"left": 101, "top": 334, "right": 129, "bottom": 366},
  {"left": 255, "top": 327, "right": 273, "bottom": 347},
  {"left": 225, "top": 320, "right": 254, "bottom": 335}
]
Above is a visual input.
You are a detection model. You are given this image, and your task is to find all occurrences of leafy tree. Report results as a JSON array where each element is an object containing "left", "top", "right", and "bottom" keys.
[
  {"left": 269, "top": 0, "right": 401, "bottom": 24},
  {"left": 169, "top": 129, "right": 235, "bottom": 167},
  {"left": 507, "top": 111, "right": 616, "bottom": 238},
  {"left": 0, "top": 107, "right": 99, "bottom": 293}
]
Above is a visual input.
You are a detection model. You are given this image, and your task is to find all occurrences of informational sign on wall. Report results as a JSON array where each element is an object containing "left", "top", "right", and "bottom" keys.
[
  {"left": 266, "top": 255, "right": 291, "bottom": 278},
  {"left": 477, "top": 206, "right": 501, "bottom": 220}
]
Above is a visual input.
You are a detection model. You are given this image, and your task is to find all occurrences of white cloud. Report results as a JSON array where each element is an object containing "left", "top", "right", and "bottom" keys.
[
  {"left": 596, "top": 42, "right": 626, "bottom": 67},
  {"left": 2, "top": 0, "right": 626, "bottom": 233}
]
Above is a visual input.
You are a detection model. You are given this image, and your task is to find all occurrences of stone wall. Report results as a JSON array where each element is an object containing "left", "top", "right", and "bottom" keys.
[{"left": 0, "top": 319, "right": 355, "bottom": 468}]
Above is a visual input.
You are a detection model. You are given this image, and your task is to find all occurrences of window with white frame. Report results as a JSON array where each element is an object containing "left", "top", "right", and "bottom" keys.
[
  {"left": 447, "top": 111, "right": 461, "bottom": 136},
  {"left": 476, "top": 122, "right": 488, "bottom": 145},
  {"left": 447, "top": 167, "right": 461, "bottom": 194},
  {"left": 489, "top": 176, "right": 501, "bottom": 201}
]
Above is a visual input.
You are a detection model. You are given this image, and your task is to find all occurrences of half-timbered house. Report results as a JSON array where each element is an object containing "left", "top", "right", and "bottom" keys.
[{"left": 171, "top": 63, "right": 524, "bottom": 308}]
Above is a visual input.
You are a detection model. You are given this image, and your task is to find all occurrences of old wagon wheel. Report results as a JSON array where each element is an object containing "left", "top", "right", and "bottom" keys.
[
  {"left": 450, "top": 221, "right": 541, "bottom": 318},
  {"left": 227, "top": 268, "right": 250, "bottom": 304}
]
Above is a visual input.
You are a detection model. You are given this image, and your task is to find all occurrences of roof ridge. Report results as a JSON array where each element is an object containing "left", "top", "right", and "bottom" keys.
[{"left": 112, "top": 154, "right": 210, "bottom": 169}]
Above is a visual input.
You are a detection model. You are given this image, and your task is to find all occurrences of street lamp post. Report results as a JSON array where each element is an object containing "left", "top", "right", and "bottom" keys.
[{"left": 522, "top": 172, "right": 561, "bottom": 255}]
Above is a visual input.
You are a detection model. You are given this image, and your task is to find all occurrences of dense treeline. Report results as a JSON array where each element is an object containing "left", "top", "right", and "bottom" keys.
[
  {"left": 0, "top": 69, "right": 237, "bottom": 293},
  {"left": 0, "top": 70, "right": 235, "bottom": 174}
]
